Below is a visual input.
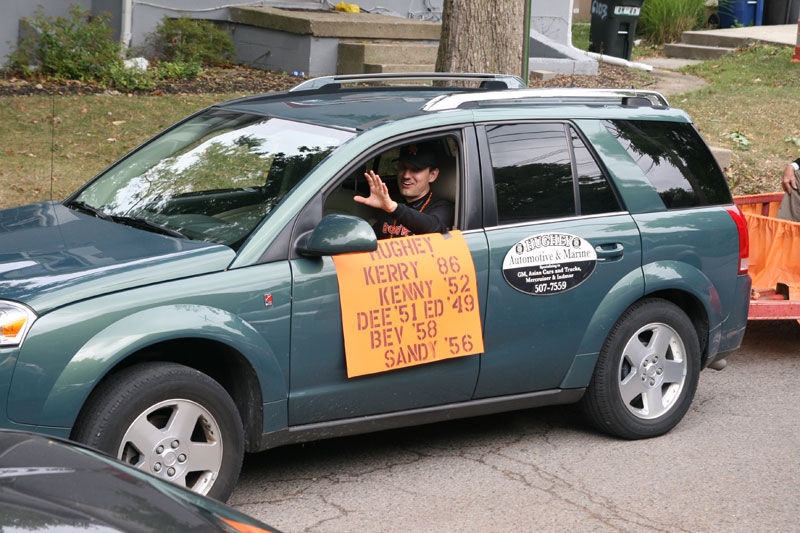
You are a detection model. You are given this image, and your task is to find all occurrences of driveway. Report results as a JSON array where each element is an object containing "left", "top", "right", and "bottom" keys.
[{"left": 230, "top": 320, "right": 799, "bottom": 532}]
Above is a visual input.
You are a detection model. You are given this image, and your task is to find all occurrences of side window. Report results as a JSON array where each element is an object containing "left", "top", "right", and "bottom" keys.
[
  {"left": 487, "top": 123, "right": 574, "bottom": 224},
  {"left": 322, "top": 134, "right": 460, "bottom": 228},
  {"left": 571, "top": 127, "right": 621, "bottom": 216},
  {"left": 486, "top": 123, "right": 620, "bottom": 225},
  {"left": 604, "top": 119, "right": 732, "bottom": 209}
]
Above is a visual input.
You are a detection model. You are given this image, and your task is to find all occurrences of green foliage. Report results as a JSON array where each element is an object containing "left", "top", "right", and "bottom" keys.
[
  {"left": 146, "top": 16, "right": 234, "bottom": 66},
  {"left": 723, "top": 130, "right": 751, "bottom": 150},
  {"left": 637, "top": 0, "right": 705, "bottom": 44},
  {"left": 6, "top": 4, "right": 122, "bottom": 81},
  {"left": 572, "top": 23, "right": 590, "bottom": 51},
  {"left": 108, "top": 63, "right": 156, "bottom": 91},
  {"left": 156, "top": 59, "right": 203, "bottom": 80},
  {"left": 107, "top": 59, "right": 203, "bottom": 91}
]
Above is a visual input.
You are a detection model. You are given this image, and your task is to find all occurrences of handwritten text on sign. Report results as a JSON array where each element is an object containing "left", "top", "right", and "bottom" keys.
[{"left": 333, "top": 231, "right": 484, "bottom": 378}]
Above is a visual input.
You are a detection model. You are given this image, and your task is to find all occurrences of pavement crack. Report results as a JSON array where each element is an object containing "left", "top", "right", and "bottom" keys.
[
  {"left": 451, "top": 436, "right": 685, "bottom": 533},
  {"left": 303, "top": 494, "right": 352, "bottom": 532}
]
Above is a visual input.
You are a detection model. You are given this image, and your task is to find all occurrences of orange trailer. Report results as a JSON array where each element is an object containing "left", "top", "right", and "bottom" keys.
[{"left": 734, "top": 193, "right": 800, "bottom": 320}]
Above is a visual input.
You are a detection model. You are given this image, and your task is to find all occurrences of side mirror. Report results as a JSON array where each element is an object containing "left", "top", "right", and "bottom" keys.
[{"left": 298, "top": 214, "right": 377, "bottom": 256}]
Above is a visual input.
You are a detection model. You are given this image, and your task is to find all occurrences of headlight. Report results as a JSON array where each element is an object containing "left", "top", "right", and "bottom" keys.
[{"left": 0, "top": 302, "right": 37, "bottom": 347}]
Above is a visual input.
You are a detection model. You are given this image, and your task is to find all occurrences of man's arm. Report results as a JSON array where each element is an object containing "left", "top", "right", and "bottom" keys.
[
  {"left": 782, "top": 158, "right": 800, "bottom": 195},
  {"left": 392, "top": 197, "right": 453, "bottom": 235},
  {"left": 354, "top": 171, "right": 453, "bottom": 235}
]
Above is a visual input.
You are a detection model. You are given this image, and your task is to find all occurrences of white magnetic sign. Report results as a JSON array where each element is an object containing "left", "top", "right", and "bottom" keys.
[{"left": 502, "top": 232, "right": 598, "bottom": 295}]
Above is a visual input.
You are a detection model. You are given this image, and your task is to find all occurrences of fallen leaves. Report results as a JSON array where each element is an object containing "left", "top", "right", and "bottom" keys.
[{"left": 0, "top": 67, "right": 302, "bottom": 96}]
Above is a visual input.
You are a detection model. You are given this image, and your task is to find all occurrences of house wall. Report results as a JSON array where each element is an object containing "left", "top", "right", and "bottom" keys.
[
  {"left": 354, "top": 0, "right": 443, "bottom": 20},
  {"left": 0, "top": 0, "right": 442, "bottom": 72},
  {"left": 0, "top": 0, "right": 91, "bottom": 66},
  {"left": 1, "top": 0, "right": 588, "bottom": 77},
  {"left": 124, "top": 0, "right": 444, "bottom": 49},
  {"left": 94, "top": 0, "right": 123, "bottom": 40},
  {"left": 124, "top": 0, "right": 232, "bottom": 49},
  {"left": 225, "top": 22, "right": 338, "bottom": 76}
]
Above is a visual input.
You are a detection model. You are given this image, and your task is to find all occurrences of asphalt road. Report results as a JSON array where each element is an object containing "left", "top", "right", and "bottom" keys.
[{"left": 230, "top": 320, "right": 800, "bottom": 532}]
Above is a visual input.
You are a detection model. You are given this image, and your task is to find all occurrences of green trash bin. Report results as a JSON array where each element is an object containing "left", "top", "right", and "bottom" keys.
[{"left": 589, "top": 0, "right": 644, "bottom": 60}]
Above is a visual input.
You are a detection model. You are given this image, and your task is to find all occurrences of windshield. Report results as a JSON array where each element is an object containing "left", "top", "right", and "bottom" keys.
[{"left": 70, "top": 109, "right": 354, "bottom": 249}]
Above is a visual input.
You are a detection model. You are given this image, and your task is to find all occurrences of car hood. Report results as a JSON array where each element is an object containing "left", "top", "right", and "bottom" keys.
[
  {"left": 0, "top": 202, "right": 236, "bottom": 314},
  {"left": 0, "top": 430, "right": 278, "bottom": 532}
]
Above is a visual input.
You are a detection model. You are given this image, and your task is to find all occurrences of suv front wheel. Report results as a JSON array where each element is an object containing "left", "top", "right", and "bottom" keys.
[
  {"left": 72, "top": 362, "right": 244, "bottom": 501},
  {"left": 580, "top": 299, "right": 701, "bottom": 439}
]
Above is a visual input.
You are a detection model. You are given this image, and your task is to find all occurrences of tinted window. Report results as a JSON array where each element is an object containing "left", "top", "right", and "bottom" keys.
[
  {"left": 605, "top": 120, "right": 731, "bottom": 209},
  {"left": 571, "top": 127, "right": 621, "bottom": 215},
  {"left": 487, "top": 123, "right": 574, "bottom": 224}
]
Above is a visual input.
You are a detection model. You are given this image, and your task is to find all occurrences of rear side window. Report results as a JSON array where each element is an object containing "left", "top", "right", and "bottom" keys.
[
  {"left": 487, "top": 123, "right": 574, "bottom": 223},
  {"left": 486, "top": 123, "right": 620, "bottom": 224},
  {"left": 605, "top": 119, "right": 732, "bottom": 209},
  {"left": 572, "top": 127, "right": 619, "bottom": 216}
]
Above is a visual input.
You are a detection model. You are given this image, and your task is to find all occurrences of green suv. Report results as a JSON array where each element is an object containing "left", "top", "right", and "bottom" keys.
[{"left": 0, "top": 73, "right": 750, "bottom": 501}]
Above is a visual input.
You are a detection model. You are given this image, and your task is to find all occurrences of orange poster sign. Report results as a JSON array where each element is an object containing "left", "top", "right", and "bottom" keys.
[{"left": 333, "top": 231, "right": 484, "bottom": 378}]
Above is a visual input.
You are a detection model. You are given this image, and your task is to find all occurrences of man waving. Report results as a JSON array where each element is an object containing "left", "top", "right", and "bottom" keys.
[{"left": 354, "top": 142, "right": 454, "bottom": 239}]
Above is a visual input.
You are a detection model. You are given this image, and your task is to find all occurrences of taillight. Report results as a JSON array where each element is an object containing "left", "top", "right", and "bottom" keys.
[{"left": 725, "top": 205, "right": 749, "bottom": 275}]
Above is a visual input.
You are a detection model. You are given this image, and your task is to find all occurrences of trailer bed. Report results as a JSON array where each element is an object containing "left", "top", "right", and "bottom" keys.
[{"left": 734, "top": 193, "right": 800, "bottom": 320}]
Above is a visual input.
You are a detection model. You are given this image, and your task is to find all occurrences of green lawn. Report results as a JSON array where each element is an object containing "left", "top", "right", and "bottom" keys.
[
  {"left": 0, "top": 93, "right": 242, "bottom": 210},
  {"left": 679, "top": 45, "right": 800, "bottom": 194}
]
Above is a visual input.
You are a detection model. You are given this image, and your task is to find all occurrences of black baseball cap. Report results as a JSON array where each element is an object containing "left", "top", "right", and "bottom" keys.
[{"left": 397, "top": 142, "right": 439, "bottom": 170}]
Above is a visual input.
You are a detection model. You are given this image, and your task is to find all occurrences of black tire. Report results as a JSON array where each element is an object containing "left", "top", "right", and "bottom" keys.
[
  {"left": 72, "top": 362, "right": 244, "bottom": 502},
  {"left": 580, "top": 298, "right": 701, "bottom": 439}
]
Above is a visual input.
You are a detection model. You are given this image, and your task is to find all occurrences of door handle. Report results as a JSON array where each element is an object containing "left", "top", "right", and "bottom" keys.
[{"left": 595, "top": 243, "right": 624, "bottom": 260}]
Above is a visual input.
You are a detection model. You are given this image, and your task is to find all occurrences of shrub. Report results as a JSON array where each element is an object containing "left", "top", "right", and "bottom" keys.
[
  {"left": 108, "top": 59, "right": 203, "bottom": 91},
  {"left": 6, "top": 4, "right": 122, "bottom": 81},
  {"left": 146, "top": 16, "right": 234, "bottom": 66},
  {"left": 155, "top": 59, "right": 203, "bottom": 80},
  {"left": 108, "top": 62, "right": 156, "bottom": 91},
  {"left": 637, "top": 0, "right": 706, "bottom": 44}
]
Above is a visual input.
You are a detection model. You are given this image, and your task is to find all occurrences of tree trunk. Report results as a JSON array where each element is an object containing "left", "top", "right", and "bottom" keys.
[{"left": 435, "top": 0, "right": 524, "bottom": 76}]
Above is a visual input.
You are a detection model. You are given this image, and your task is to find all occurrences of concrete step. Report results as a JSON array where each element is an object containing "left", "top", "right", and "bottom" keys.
[
  {"left": 709, "top": 146, "right": 732, "bottom": 169},
  {"left": 230, "top": 6, "right": 441, "bottom": 40},
  {"left": 362, "top": 62, "right": 436, "bottom": 73},
  {"left": 681, "top": 31, "right": 753, "bottom": 48},
  {"left": 339, "top": 40, "right": 438, "bottom": 65},
  {"left": 338, "top": 40, "right": 438, "bottom": 74},
  {"left": 663, "top": 42, "right": 736, "bottom": 60},
  {"left": 680, "top": 26, "right": 797, "bottom": 49}
]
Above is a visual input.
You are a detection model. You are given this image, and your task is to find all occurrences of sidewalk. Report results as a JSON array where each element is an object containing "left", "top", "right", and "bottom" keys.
[
  {"left": 682, "top": 23, "right": 798, "bottom": 47},
  {"left": 638, "top": 23, "right": 798, "bottom": 94}
]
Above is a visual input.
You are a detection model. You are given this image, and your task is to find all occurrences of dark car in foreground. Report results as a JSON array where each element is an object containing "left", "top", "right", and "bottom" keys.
[
  {"left": 0, "top": 73, "right": 750, "bottom": 501},
  {"left": 0, "top": 430, "right": 278, "bottom": 532}
]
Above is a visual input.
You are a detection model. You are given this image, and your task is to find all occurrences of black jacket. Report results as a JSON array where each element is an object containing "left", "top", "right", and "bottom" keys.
[{"left": 373, "top": 192, "right": 454, "bottom": 239}]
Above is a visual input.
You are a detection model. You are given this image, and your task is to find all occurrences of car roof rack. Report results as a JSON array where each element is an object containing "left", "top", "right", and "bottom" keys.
[
  {"left": 422, "top": 88, "right": 670, "bottom": 111},
  {"left": 289, "top": 72, "right": 527, "bottom": 92}
]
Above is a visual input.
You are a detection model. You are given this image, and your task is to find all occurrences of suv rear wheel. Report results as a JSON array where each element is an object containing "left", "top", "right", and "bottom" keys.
[
  {"left": 580, "top": 299, "right": 700, "bottom": 439},
  {"left": 72, "top": 362, "right": 244, "bottom": 502}
]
